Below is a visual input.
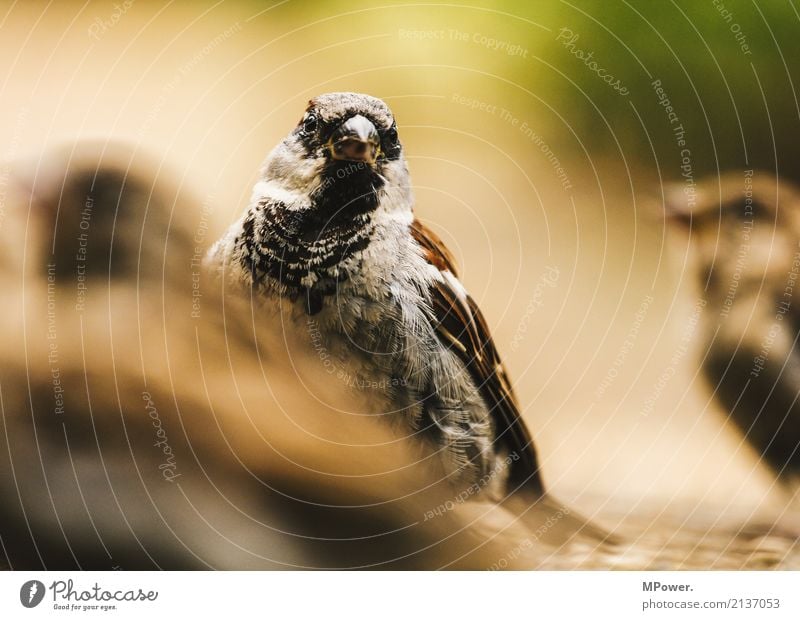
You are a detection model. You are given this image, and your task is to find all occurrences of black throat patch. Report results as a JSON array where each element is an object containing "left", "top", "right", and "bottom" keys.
[{"left": 236, "top": 162, "right": 385, "bottom": 313}]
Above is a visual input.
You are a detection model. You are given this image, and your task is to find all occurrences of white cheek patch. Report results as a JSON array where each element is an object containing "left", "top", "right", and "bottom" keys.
[
  {"left": 251, "top": 180, "right": 312, "bottom": 211},
  {"left": 261, "top": 138, "right": 324, "bottom": 199}
]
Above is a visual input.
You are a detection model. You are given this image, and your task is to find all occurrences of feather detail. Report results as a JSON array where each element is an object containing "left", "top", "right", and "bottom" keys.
[{"left": 410, "top": 218, "right": 544, "bottom": 495}]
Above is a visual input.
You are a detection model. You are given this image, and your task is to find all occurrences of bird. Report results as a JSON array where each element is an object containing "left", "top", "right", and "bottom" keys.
[
  {"left": 663, "top": 171, "right": 800, "bottom": 482},
  {"left": 0, "top": 139, "right": 606, "bottom": 571},
  {"left": 2, "top": 141, "right": 542, "bottom": 569},
  {"left": 205, "top": 92, "right": 610, "bottom": 543}
]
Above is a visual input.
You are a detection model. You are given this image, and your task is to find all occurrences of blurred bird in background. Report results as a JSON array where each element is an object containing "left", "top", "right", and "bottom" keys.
[{"left": 663, "top": 172, "right": 800, "bottom": 486}]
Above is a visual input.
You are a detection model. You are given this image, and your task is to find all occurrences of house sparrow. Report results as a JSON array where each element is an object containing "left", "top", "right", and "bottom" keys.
[
  {"left": 206, "top": 92, "right": 543, "bottom": 498},
  {"left": 205, "top": 92, "right": 613, "bottom": 545},
  {"left": 2, "top": 141, "right": 531, "bottom": 569},
  {"left": 663, "top": 171, "right": 800, "bottom": 480}
]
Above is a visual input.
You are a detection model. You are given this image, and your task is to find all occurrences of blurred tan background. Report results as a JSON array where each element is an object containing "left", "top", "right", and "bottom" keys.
[{"left": 1, "top": 0, "right": 798, "bottom": 549}]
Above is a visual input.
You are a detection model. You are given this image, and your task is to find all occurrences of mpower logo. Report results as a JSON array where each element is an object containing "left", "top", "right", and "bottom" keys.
[
  {"left": 17, "top": 579, "right": 158, "bottom": 611},
  {"left": 20, "top": 580, "right": 45, "bottom": 608}
]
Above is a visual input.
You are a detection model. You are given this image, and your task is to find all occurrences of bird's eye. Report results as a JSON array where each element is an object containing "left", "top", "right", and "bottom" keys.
[
  {"left": 384, "top": 124, "right": 398, "bottom": 145},
  {"left": 380, "top": 123, "right": 401, "bottom": 160},
  {"left": 302, "top": 113, "right": 318, "bottom": 134}
]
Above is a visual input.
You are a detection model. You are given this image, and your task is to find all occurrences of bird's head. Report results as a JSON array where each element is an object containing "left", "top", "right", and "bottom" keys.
[
  {"left": 662, "top": 172, "right": 800, "bottom": 298},
  {"left": 259, "top": 92, "right": 411, "bottom": 216}
]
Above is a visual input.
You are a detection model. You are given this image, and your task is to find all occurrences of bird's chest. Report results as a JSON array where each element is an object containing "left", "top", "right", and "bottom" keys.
[
  {"left": 249, "top": 210, "right": 377, "bottom": 310},
  {"left": 307, "top": 234, "right": 436, "bottom": 360},
  {"left": 309, "top": 282, "right": 405, "bottom": 356},
  {"left": 282, "top": 293, "right": 407, "bottom": 415},
  {"left": 257, "top": 207, "right": 430, "bottom": 380}
]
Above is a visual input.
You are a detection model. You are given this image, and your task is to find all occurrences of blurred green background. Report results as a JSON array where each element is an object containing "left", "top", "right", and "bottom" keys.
[{"left": 277, "top": 0, "right": 800, "bottom": 183}]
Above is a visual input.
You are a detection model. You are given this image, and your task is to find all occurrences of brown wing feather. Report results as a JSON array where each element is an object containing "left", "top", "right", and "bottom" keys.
[
  {"left": 410, "top": 219, "right": 460, "bottom": 276},
  {"left": 411, "top": 219, "right": 544, "bottom": 494}
]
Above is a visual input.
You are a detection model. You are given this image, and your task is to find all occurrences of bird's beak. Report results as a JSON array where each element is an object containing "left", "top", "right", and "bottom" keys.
[{"left": 327, "top": 114, "right": 380, "bottom": 164}]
